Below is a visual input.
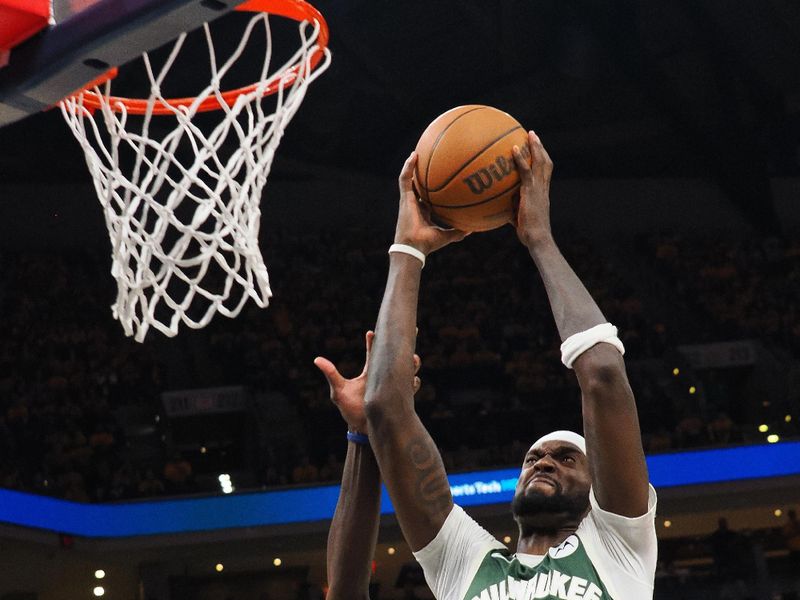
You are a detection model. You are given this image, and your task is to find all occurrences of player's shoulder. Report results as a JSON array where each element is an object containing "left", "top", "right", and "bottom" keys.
[{"left": 585, "top": 484, "right": 658, "bottom": 530}]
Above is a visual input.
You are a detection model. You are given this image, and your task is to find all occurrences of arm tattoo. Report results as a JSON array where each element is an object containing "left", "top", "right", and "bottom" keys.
[{"left": 407, "top": 436, "right": 452, "bottom": 516}]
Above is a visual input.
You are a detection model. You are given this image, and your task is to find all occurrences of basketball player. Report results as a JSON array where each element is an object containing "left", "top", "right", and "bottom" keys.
[{"left": 347, "top": 131, "right": 657, "bottom": 600}]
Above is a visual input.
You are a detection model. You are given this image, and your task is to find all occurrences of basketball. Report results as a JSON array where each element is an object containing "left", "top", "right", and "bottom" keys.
[{"left": 413, "top": 105, "right": 530, "bottom": 232}]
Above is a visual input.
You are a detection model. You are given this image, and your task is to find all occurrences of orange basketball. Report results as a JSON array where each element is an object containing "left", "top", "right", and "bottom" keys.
[{"left": 413, "top": 105, "right": 529, "bottom": 232}]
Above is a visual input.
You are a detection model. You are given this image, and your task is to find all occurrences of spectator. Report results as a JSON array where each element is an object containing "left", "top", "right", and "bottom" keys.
[
  {"left": 675, "top": 413, "right": 708, "bottom": 448},
  {"left": 138, "top": 468, "right": 166, "bottom": 497},
  {"left": 2, "top": 232, "right": 800, "bottom": 502},
  {"left": 708, "top": 411, "right": 736, "bottom": 445},
  {"left": 163, "top": 452, "right": 193, "bottom": 492},
  {"left": 318, "top": 452, "right": 344, "bottom": 482},
  {"left": 782, "top": 508, "right": 800, "bottom": 567},
  {"left": 291, "top": 455, "right": 319, "bottom": 484},
  {"left": 708, "top": 518, "right": 752, "bottom": 599},
  {"left": 109, "top": 462, "right": 136, "bottom": 500}
]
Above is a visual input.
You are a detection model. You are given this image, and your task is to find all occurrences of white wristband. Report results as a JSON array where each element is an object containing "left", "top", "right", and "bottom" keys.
[
  {"left": 389, "top": 243, "right": 426, "bottom": 268},
  {"left": 560, "top": 323, "right": 625, "bottom": 369}
]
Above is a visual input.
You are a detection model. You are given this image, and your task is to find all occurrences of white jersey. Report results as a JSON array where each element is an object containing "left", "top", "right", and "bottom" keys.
[{"left": 413, "top": 485, "right": 658, "bottom": 600}]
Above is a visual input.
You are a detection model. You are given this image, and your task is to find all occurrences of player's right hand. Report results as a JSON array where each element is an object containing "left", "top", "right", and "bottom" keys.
[
  {"left": 394, "top": 152, "right": 469, "bottom": 255},
  {"left": 512, "top": 131, "right": 554, "bottom": 249}
]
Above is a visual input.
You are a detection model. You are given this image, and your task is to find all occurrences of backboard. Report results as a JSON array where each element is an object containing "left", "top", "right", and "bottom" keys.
[{"left": 0, "top": 0, "right": 262, "bottom": 127}]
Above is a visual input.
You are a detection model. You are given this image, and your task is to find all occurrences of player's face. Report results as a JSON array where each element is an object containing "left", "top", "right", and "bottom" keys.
[{"left": 511, "top": 441, "right": 591, "bottom": 525}]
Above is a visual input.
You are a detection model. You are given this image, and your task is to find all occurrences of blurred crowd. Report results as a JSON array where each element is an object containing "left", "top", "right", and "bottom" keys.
[
  {"left": 0, "top": 228, "right": 798, "bottom": 501},
  {"left": 653, "top": 508, "right": 800, "bottom": 600},
  {"left": 0, "top": 253, "right": 164, "bottom": 501},
  {"left": 644, "top": 235, "right": 800, "bottom": 352}
]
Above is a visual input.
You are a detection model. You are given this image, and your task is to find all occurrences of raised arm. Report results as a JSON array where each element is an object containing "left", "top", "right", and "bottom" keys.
[
  {"left": 364, "top": 152, "right": 467, "bottom": 551},
  {"left": 316, "top": 331, "right": 424, "bottom": 599},
  {"left": 316, "top": 332, "right": 380, "bottom": 600},
  {"left": 512, "top": 132, "right": 650, "bottom": 518},
  {"left": 325, "top": 439, "right": 381, "bottom": 600}
]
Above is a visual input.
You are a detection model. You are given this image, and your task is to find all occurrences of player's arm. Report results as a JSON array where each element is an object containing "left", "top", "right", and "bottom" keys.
[
  {"left": 512, "top": 132, "right": 649, "bottom": 518},
  {"left": 316, "top": 332, "right": 381, "bottom": 600},
  {"left": 364, "top": 153, "right": 467, "bottom": 552},
  {"left": 325, "top": 440, "right": 381, "bottom": 600}
]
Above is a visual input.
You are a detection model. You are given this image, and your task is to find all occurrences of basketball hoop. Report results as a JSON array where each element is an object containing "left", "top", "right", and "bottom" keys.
[{"left": 58, "top": 0, "right": 331, "bottom": 342}]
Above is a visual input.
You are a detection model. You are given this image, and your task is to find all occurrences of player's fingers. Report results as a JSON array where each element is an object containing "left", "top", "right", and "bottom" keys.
[
  {"left": 528, "top": 131, "right": 552, "bottom": 181},
  {"left": 313, "top": 357, "right": 344, "bottom": 395},
  {"left": 398, "top": 151, "right": 418, "bottom": 196},
  {"left": 413, "top": 353, "right": 421, "bottom": 374},
  {"left": 365, "top": 330, "right": 375, "bottom": 355},
  {"left": 539, "top": 143, "right": 553, "bottom": 179},
  {"left": 438, "top": 227, "right": 470, "bottom": 246},
  {"left": 528, "top": 132, "right": 544, "bottom": 168},
  {"left": 362, "top": 330, "right": 375, "bottom": 373},
  {"left": 512, "top": 144, "right": 532, "bottom": 176},
  {"left": 530, "top": 131, "right": 553, "bottom": 178}
]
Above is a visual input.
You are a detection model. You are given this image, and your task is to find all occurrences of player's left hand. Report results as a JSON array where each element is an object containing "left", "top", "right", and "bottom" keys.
[
  {"left": 394, "top": 152, "right": 469, "bottom": 255},
  {"left": 314, "top": 330, "right": 421, "bottom": 434}
]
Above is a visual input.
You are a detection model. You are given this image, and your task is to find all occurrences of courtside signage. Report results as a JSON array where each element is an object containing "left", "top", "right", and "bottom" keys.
[{"left": 1, "top": 442, "right": 798, "bottom": 537}]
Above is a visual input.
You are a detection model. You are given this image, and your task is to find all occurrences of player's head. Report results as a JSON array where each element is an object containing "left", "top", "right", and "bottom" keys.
[{"left": 511, "top": 431, "right": 591, "bottom": 531}]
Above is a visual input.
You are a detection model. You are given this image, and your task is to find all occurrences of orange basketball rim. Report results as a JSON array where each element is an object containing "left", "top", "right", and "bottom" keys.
[{"left": 74, "top": 0, "right": 330, "bottom": 115}]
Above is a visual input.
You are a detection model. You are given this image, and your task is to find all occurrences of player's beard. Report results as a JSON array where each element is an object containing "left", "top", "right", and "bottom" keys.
[{"left": 511, "top": 487, "right": 590, "bottom": 523}]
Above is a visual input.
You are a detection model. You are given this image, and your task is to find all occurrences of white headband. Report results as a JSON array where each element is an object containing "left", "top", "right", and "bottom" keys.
[{"left": 532, "top": 430, "right": 586, "bottom": 455}]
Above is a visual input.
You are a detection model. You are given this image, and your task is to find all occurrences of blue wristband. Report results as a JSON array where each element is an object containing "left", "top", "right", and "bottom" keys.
[{"left": 347, "top": 431, "right": 369, "bottom": 445}]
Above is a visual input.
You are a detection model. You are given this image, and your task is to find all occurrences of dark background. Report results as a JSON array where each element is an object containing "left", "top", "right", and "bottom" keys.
[{"left": 1, "top": 0, "right": 799, "bottom": 233}]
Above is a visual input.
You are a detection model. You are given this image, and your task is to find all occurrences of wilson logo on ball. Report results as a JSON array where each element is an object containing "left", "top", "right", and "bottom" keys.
[{"left": 462, "top": 145, "right": 530, "bottom": 195}]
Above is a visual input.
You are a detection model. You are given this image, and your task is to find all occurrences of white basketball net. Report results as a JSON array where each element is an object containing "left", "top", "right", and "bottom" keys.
[{"left": 59, "top": 13, "right": 330, "bottom": 342}]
